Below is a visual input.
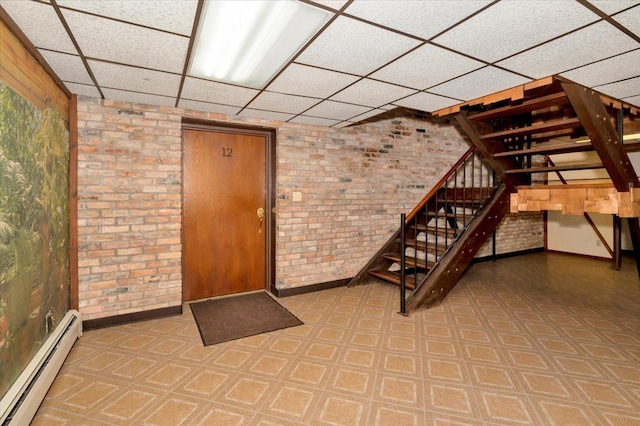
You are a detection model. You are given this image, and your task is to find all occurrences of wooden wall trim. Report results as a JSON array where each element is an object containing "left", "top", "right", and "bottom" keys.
[
  {"left": 69, "top": 94, "right": 79, "bottom": 310},
  {"left": 272, "top": 278, "right": 351, "bottom": 298},
  {"left": 83, "top": 305, "right": 183, "bottom": 331},
  {"left": 0, "top": 11, "right": 70, "bottom": 112}
]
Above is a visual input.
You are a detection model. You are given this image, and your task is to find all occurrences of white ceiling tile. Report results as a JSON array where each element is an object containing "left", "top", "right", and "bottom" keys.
[
  {"left": 181, "top": 77, "right": 259, "bottom": 106},
  {"left": 393, "top": 92, "right": 460, "bottom": 112},
  {"left": 433, "top": 0, "right": 600, "bottom": 63},
  {"left": 102, "top": 88, "right": 176, "bottom": 107},
  {"left": 56, "top": 0, "right": 198, "bottom": 36},
  {"left": 61, "top": 9, "right": 188, "bottom": 73},
  {"left": 1, "top": 1, "right": 77, "bottom": 53},
  {"left": 595, "top": 76, "right": 640, "bottom": 99},
  {"left": 429, "top": 67, "right": 530, "bottom": 101},
  {"left": 590, "top": 1, "right": 639, "bottom": 15},
  {"left": 246, "top": 92, "right": 321, "bottom": 114},
  {"left": 560, "top": 49, "right": 640, "bottom": 87},
  {"left": 238, "top": 109, "right": 295, "bottom": 122},
  {"left": 290, "top": 116, "right": 341, "bottom": 127},
  {"left": 268, "top": 63, "right": 359, "bottom": 98},
  {"left": 333, "top": 121, "right": 354, "bottom": 128},
  {"left": 303, "top": 100, "right": 371, "bottom": 120},
  {"left": 306, "top": 0, "right": 348, "bottom": 11},
  {"left": 370, "top": 44, "right": 485, "bottom": 90},
  {"left": 39, "top": 50, "right": 93, "bottom": 85},
  {"left": 88, "top": 60, "right": 181, "bottom": 97},
  {"left": 330, "top": 79, "right": 416, "bottom": 107},
  {"left": 64, "top": 82, "right": 101, "bottom": 98},
  {"left": 296, "top": 16, "right": 421, "bottom": 76},
  {"left": 623, "top": 94, "right": 640, "bottom": 107},
  {"left": 346, "top": 0, "right": 493, "bottom": 40},
  {"left": 497, "top": 21, "right": 640, "bottom": 79},
  {"left": 349, "top": 108, "right": 387, "bottom": 122},
  {"left": 178, "top": 99, "right": 240, "bottom": 115},
  {"left": 612, "top": 5, "right": 640, "bottom": 37}
]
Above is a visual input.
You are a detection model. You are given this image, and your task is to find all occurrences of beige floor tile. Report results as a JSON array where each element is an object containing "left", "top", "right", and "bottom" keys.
[
  {"left": 477, "top": 389, "right": 540, "bottom": 424},
  {"left": 32, "top": 253, "right": 640, "bottom": 425},
  {"left": 137, "top": 393, "right": 205, "bottom": 426},
  {"left": 262, "top": 385, "right": 319, "bottom": 423},
  {"left": 312, "top": 392, "right": 370, "bottom": 426},
  {"left": 369, "top": 401, "right": 426, "bottom": 426}
]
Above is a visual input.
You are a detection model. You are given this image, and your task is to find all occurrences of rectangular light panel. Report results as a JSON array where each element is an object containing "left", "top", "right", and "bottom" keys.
[{"left": 189, "top": 0, "right": 332, "bottom": 89}]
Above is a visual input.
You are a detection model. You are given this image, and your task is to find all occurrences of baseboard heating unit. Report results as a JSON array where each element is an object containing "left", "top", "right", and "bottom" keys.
[{"left": 1, "top": 310, "right": 82, "bottom": 425}]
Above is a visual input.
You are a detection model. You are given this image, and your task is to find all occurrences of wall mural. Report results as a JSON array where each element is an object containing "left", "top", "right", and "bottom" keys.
[{"left": 0, "top": 81, "right": 70, "bottom": 399}]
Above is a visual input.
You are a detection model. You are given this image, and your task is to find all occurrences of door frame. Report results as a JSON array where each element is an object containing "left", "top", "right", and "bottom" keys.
[{"left": 181, "top": 119, "right": 277, "bottom": 299}]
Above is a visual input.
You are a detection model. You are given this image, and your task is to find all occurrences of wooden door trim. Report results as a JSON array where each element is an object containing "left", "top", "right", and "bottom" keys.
[{"left": 181, "top": 120, "right": 277, "bottom": 299}]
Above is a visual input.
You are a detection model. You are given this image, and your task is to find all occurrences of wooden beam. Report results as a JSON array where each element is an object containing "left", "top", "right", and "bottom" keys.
[
  {"left": 511, "top": 184, "right": 640, "bottom": 217},
  {"left": 407, "top": 185, "right": 511, "bottom": 310},
  {"left": 69, "top": 95, "right": 78, "bottom": 311},
  {"left": 455, "top": 113, "right": 523, "bottom": 192},
  {"left": 628, "top": 218, "right": 640, "bottom": 278},
  {"left": 614, "top": 215, "right": 622, "bottom": 271},
  {"left": 561, "top": 81, "right": 639, "bottom": 192}
]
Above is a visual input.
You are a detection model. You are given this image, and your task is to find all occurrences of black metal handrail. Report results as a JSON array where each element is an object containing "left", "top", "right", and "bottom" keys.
[{"left": 399, "top": 148, "right": 499, "bottom": 311}]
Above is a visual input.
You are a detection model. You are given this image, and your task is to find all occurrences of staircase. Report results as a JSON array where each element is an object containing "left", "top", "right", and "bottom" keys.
[
  {"left": 350, "top": 76, "right": 640, "bottom": 313},
  {"left": 348, "top": 146, "right": 509, "bottom": 311}
]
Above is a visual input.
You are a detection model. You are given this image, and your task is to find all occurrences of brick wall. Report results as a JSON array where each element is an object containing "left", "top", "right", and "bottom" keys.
[
  {"left": 76, "top": 98, "right": 183, "bottom": 318},
  {"left": 76, "top": 98, "right": 543, "bottom": 319}
]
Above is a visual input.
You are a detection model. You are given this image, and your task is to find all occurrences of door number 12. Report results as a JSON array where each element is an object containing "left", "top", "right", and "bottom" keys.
[{"left": 222, "top": 147, "right": 233, "bottom": 157}]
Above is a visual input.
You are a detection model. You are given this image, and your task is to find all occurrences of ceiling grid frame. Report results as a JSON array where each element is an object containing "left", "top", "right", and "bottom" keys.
[{"left": 0, "top": 0, "right": 637, "bottom": 126}]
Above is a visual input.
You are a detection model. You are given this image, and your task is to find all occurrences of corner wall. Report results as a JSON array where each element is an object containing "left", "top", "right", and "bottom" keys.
[{"left": 76, "top": 98, "right": 543, "bottom": 320}]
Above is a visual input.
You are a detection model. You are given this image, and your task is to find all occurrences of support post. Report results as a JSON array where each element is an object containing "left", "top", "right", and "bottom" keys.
[
  {"left": 613, "top": 215, "right": 622, "bottom": 270},
  {"left": 399, "top": 213, "right": 407, "bottom": 316}
]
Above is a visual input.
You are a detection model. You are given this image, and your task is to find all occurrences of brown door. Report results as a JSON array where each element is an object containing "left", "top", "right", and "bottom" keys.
[{"left": 182, "top": 128, "right": 267, "bottom": 301}]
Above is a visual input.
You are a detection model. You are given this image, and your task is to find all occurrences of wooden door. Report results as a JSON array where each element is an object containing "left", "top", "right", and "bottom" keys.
[{"left": 182, "top": 128, "right": 267, "bottom": 301}]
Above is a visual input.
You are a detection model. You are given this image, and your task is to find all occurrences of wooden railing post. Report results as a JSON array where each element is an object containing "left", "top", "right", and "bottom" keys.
[{"left": 399, "top": 213, "right": 407, "bottom": 316}]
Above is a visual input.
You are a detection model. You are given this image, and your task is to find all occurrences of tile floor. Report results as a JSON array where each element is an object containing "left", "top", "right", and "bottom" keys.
[{"left": 33, "top": 252, "right": 640, "bottom": 425}]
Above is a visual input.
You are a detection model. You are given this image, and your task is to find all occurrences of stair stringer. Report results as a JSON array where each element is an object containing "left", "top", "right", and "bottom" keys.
[
  {"left": 406, "top": 184, "right": 510, "bottom": 310},
  {"left": 347, "top": 229, "right": 401, "bottom": 287}
]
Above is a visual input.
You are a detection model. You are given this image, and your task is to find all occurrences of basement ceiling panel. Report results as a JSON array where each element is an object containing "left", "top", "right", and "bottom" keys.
[
  {"left": 88, "top": 61, "right": 182, "bottom": 97},
  {"left": 393, "top": 92, "right": 460, "bottom": 112},
  {"left": 295, "top": 16, "right": 421, "bottom": 76},
  {"left": 497, "top": 21, "right": 640, "bottom": 79},
  {"left": 344, "top": 0, "right": 493, "bottom": 40},
  {"left": 61, "top": 9, "right": 189, "bottom": 73},
  {"left": 370, "top": 44, "right": 485, "bottom": 90},
  {"left": 55, "top": 0, "right": 198, "bottom": 36},
  {"left": 1, "top": 0, "right": 77, "bottom": 53},
  {"left": 561, "top": 49, "right": 640, "bottom": 88},
  {"left": 428, "top": 66, "right": 531, "bottom": 101},
  {"left": 39, "top": 50, "right": 94, "bottom": 85},
  {"left": 267, "top": 64, "right": 360, "bottom": 99},
  {"left": 330, "top": 79, "right": 417, "bottom": 108},
  {"left": 101, "top": 88, "right": 176, "bottom": 107},
  {"left": 246, "top": 92, "right": 321, "bottom": 115},
  {"left": 2, "top": 0, "right": 639, "bottom": 125},
  {"left": 432, "top": 0, "right": 600, "bottom": 63}
]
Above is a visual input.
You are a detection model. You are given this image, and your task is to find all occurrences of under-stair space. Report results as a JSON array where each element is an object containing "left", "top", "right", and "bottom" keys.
[
  {"left": 348, "top": 146, "right": 508, "bottom": 311},
  {"left": 351, "top": 76, "right": 640, "bottom": 314}
]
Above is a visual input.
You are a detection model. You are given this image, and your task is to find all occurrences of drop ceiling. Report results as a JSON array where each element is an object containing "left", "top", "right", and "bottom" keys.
[{"left": 1, "top": 0, "right": 639, "bottom": 128}]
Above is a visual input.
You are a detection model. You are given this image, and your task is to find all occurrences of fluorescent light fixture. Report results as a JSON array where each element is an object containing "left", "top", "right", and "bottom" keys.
[{"left": 189, "top": 0, "right": 331, "bottom": 89}]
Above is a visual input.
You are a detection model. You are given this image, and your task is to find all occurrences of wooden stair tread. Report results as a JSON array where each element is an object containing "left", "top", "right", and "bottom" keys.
[
  {"left": 369, "top": 269, "right": 417, "bottom": 290},
  {"left": 413, "top": 223, "right": 458, "bottom": 236},
  {"left": 493, "top": 141, "right": 594, "bottom": 157},
  {"left": 468, "top": 92, "right": 568, "bottom": 122},
  {"left": 506, "top": 162, "right": 605, "bottom": 174},
  {"left": 382, "top": 253, "right": 433, "bottom": 269},
  {"left": 396, "top": 238, "right": 448, "bottom": 253},
  {"left": 480, "top": 117, "right": 581, "bottom": 140}
]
